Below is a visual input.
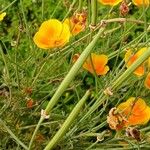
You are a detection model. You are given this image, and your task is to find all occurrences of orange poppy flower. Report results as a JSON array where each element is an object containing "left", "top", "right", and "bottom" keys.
[
  {"left": 144, "top": 72, "right": 150, "bottom": 89},
  {"left": 33, "top": 19, "right": 70, "bottom": 49},
  {"left": 98, "top": 0, "right": 123, "bottom": 6},
  {"left": 107, "top": 97, "right": 150, "bottom": 130},
  {"left": 84, "top": 53, "right": 109, "bottom": 75},
  {"left": 117, "top": 97, "right": 150, "bottom": 126},
  {"left": 132, "top": 0, "right": 149, "bottom": 6},
  {"left": 64, "top": 12, "right": 86, "bottom": 35},
  {"left": 73, "top": 53, "right": 109, "bottom": 75},
  {"left": 0, "top": 12, "right": 6, "bottom": 21},
  {"left": 124, "top": 47, "right": 148, "bottom": 76}
]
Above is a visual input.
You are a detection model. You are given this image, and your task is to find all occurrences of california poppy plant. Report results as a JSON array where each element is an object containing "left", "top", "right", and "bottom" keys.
[
  {"left": 0, "top": 12, "right": 6, "bottom": 21},
  {"left": 118, "top": 97, "right": 150, "bottom": 126},
  {"left": 124, "top": 47, "right": 148, "bottom": 76},
  {"left": 73, "top": 53, "right": 109, "bottom": 75},
  {"left": 107, "top": 97, "right": 150, "bottom": 130},
  {"left": 33, "top": 19, "right": 70, "bottom": 49},
  {"left": 132, "top": 0, "right": 149, "bottom": 6},
  {"left": 144, "top": 73, "right": 150, "bottom": 89},
  {"left": 64, "top": 12, "right": 87, "bottom": 35},
  {"left": 98, "top": 0, "right": 123, "bottom": 6},
  {"left": 83, "top": 53, "right": 109, "bottom": 75}
]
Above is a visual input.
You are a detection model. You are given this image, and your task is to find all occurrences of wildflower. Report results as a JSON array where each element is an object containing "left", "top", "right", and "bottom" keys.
[
  {"left": 0, "top": 12, "right": 6, "bottom": 21},
  {"left": 132, "top": 0, "right": 149, "bottom": 6},
  {"left": 33, "top": 19, "right": 70, "bottom": 49},
  {"left": 64, "top": 11, "right": 87, "bottom": 35},
  {"left": 144, "top": 72, "right": 150, "bottom": 89},
  {"left": 83, "top": 53, "right": 109, "bottom": 75},
  {"left": 117, "top": 97, "right": 150, "bottom": 126},
  {"left": 124, "top": 47, "right": 148, "bottom": 76},
  {"left": 73, "top": 53, "right": 109, "bottom": 75},
  {"left": 98, "top": 0, "right": 123, "bottom": 6}
]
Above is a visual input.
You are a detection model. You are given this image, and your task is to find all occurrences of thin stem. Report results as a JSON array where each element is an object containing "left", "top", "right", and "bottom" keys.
[
  {"left": 78, "top": 0, "right": 83, "bottom": 12},
  {"left": 31, "top": 62, "right": 46, "bottom": 86},
  {"left": 91, "top": 0, "right": 97, "bottom": 26},
  {"left": 28, "top": 117, "right": 44, "bottom": 150},
  {"left": 0, "top": 44, "right": 12, "bottom": 102},
  {"left": 0, "top": 118, "right": 28, "bottom": 150},
  {"left": 111, "top": 47, "right": 150, "bottom": 90},
  {"left": 44, "top": 90, "right": 90, "bottom": 150},
  {"left": 0, "top": 0, "right": 17, "bottom": 13},
  {"left": 101, "top": 18, "right": 150, "bottom": 25},
  {"left": 41, "top": 0, "right": 44, "bottom": 21},
  {"left": 62, "top": 0, "right": 78, "bottom": 22}
]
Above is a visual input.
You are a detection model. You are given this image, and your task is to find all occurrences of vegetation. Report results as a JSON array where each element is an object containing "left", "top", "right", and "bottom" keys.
[{"left": 0, "top": 0, "right": 150, "bottom": 149}]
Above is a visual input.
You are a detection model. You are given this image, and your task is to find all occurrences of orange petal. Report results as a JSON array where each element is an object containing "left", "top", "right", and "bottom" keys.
[
  {"left": 132, "top": 0, "right": 149, "bottom": 6},
  {"left": 83, "top": 53, "right": 109, "bottom": 75},
  {"left": 33, "top": 19, "right": 70, "bottom": 49},
  {"left": 33, "top": 31, "right": 54, "bottom": 49},
  {"left": 118, "top": 97, "right": 147, "bottom": 115},
  {"left": 144, "top": 73, "right": 150, "bottom": 89},
  {"left": 117, "top": 97, "right": 150, "bottom": 126},
  {"left": 98, "top": 0, "right": 123, "bottom": 6},
  {"left": 56, "top": 22, "right": 71, "bottom": 47},
  {"left": 127, "top": 106, "right": 150, "bottom": 126},
  {"left": 64, "top": 16, "right": 85, "bottom": 36},
  {"left": 71, "top": 23, "right": 84, "bottom": 35},
  {"left": 134, "top": 65, "right": 145, "bottom": 76},
  {"left": 124, "top": 48, "right": 147, "bottom": 76}
]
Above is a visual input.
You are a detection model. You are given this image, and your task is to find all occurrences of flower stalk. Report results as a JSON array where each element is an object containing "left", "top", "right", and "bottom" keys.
[
  {"left": 91, "top": 0, "right": 97, "bottom": 26},
  {"left": 78, "top": 0, "right": 83, "bottom": 12},
  {"left": 44, "top": 90, "right": 90, "bottom": 150}
]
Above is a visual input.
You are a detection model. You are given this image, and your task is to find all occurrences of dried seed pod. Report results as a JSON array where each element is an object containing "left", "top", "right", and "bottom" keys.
[
  {"left": 119, "top": 1, "right": 129, "bottom": 16},
  {"left": 126, "top": 127, "right": 141, "bottom": 141},
  {"left": 107, "top": 107, "right": 127, "bottom": 130}
]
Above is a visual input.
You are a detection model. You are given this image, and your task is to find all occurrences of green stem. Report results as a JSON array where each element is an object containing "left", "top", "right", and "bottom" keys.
[
  {"left": 0, "top": 44, "right": 12, "bottom": 102},
  {"left": 0, "top": 0, "right": 17, "bottom": 13},
  {"left": 44, "top": 90, "right": 90, "bottom": 150},
  {"left": 29, "top": 27, "right": 105, "bottom": 149},
  {"left": 0, "top": 119, "right": 28, "bottom": 150},
  {"left": 62, "top": 0, "right": 78, "bottom": 22},
  {"left": 91, "top": 0, "right": 97, "bottom": 26},
  {"left": 78, "top": 0, "right": 83, "bottom": 12},
  {"left": 28, "top": 117, "right": 44, "bottom": 150},
  {"left": 111, "top": 47, "right": 150, "bottom": 89},
  {"left": 45, "top": 27, "right": 105, "bottom": 114}
]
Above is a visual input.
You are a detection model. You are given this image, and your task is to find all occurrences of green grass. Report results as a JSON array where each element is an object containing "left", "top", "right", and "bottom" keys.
[{"left": 0, "top": 0, "right": 150, "bottom": 149}]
